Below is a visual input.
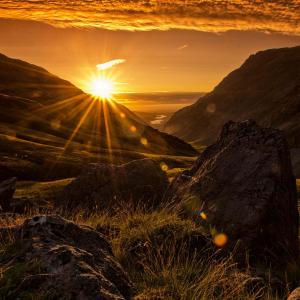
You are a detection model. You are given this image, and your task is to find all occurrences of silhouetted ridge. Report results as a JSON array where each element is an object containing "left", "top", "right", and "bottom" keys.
[{"left": 165, "top": 46, "right": 300, "bottom": 149}]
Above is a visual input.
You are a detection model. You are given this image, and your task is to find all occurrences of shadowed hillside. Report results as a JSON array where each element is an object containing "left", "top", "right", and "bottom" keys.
[
  {"left": 165, "top": 46, "right": 300, "bottom": 149},
  {"left": 0, "top": 54, "right": 197, "bottom": 180},
  {"left": 0, "top": 53, "right": 81, "bottom": 103}
]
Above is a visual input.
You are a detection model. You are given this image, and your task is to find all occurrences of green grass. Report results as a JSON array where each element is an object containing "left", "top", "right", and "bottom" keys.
[
  {"left": 0, "top": 130, "right": 196, "bottom": 181},
  {"left": 0, "top": 239, "right": 41, "bottom": 300},
  {"left": 14, "top": 179, "right": 73, "bottom": 210},
  {"left": 1, "top": 169, "right": 298, "bottom": 299},
  {"left": 0, "top": 206, "right": 290, "bottom": 300},
  {"left": 86, "top": 209, "right": 283, "bottom": 300},
  {"left": 0, "top": 261, "right": 41, "bottom": 300}
]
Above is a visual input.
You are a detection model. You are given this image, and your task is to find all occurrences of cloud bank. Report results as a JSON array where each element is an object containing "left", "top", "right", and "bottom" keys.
[{"left": 0, "top": 1, "right": 299, "bottom": 35}]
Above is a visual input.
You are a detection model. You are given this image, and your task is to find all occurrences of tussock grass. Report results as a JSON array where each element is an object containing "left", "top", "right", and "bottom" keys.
[
  {"left": 87, "top": 209, "right": 282, "bottom": 300},
  {"left": 0, "top": 199, "right": 297, "bottom": 299}
]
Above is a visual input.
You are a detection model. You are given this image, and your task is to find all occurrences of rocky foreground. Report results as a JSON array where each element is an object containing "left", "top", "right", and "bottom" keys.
[
  {"left": 0, "top": 120, "right": 299, "bottom": 299},
  {"left": 0, "top": 215, "right": 132, "bottom": 299}
]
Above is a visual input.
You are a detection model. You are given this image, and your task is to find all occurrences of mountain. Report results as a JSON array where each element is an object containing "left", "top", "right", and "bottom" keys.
[
  {"left": 0, "top": 53, "right": 81, "bottom": 103},
  {"left": 164, "top": 46, "right": 300, "bottom": 149},
  {"left": 0, "top": 53, "right": 197, "bottom": 180}
]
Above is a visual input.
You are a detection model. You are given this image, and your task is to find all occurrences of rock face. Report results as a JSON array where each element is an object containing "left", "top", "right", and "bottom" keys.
[
  {"left": 0, "top": 215, "right": 132, "bottom": 299},
  {"left": 59, "top": 158, "right": 169, "bottom": 212},
  {"left": 0, "top": 177, "right": 16, "bottom": 211},
  {"left": 164, "top": 120, "right": 298, "bottom": 267}
]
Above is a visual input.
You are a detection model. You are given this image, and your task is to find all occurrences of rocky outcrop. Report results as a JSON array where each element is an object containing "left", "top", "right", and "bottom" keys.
[
  {"left": 0, "top": 215, "right": 132, "bottom": 299},
  {"left": 0, "top": 177, "right": 16, "bottom": 211},
  {"left": 164, "top": 120, "right": 298, "bottom": 267},
  {"left": 58, "top": 158, "right": 169, "bottom": 213}
]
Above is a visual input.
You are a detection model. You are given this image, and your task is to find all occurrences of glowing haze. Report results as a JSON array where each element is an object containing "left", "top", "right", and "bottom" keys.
[{"left": 0, "top": 1, "right": 300, "bottom": 96}]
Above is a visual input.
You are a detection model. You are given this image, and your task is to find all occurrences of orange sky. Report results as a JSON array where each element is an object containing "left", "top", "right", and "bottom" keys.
[{"left": 0, "top": 1, "right": 300, "bottom": 93}]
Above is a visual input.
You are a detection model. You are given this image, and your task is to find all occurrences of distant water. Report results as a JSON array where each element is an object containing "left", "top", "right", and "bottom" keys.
[
  {"left": 150, "top": 114, "right": 167, "bottom": 125},
  {"left": 114, "top": 92, "right": 204, "bottom": 114}
]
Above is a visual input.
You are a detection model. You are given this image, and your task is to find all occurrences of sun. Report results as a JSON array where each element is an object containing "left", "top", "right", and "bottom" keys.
[{"left": 89, "top": 77, "right": 114, "bottom": 99}]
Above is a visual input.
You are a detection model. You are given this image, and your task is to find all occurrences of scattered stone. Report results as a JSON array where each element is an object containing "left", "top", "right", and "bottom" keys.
[
  {"left": 59, "top": 158, "right": 169, "bottom": 213},
  {"left": 0, "top": 177, "right": 16, "bottom": 211},
  {"left": 0, "top": 215, "right": 132, "bottom": 300},
  {"left": 164, "top": 120, "right": 298, "bottom": 267}
]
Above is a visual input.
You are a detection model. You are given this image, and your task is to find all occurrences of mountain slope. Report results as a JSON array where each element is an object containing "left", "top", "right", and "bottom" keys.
[
  {"left": 164, "top": 46, "right": 300, "bottom": 148},
  {"left": 0, "top": 53, "right": 197, "bottom": 180},
  {"left": 0, "top": 53, "right": 81, "bottom": 103},
  {"left": 0, "top": 53, "right": 196, "bottom": 156}
]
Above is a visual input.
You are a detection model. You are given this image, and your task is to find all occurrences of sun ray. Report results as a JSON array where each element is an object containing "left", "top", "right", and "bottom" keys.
[
  {"left": 102, "top": 100, "right": 113, "bottom": 162},
  {"left": 59, "top": 98, "right": 95, "bottom": 156},
  {"left": 35, "top": 93, "right": 87, "bottom": 114}
]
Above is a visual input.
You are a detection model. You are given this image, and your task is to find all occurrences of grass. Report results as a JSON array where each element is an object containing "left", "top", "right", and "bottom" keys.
[
  {"left": 11, "top": 162, "right": 188, "bottom": 210},
  {"left": 0, "top": 207, "right": 291, "bottom": 300},
  {"left": 166, "top": 167, "right": 185, "bottom": 182},
  {"left": 0, "top": 261, "right": 41, "bottom": 300},
  {"left": 14, "top": 179, "right": 73, "bottom": 210},
  {"left": 0, "top": 235, "right": 41, "bottom": 300},
  {"left": 0, "top": 129, "right": 196, "bottom": 181},
  {"left": 0, "top": 175, "right": 298, "bottom": 299},
  {"left": 85, "top": 209, "right": 284, "bottom": 300}
]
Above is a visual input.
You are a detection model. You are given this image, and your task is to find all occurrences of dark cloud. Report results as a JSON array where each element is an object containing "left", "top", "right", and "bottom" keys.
[{"left": 0, "top": 1, "right": 299, "bottom": 34}]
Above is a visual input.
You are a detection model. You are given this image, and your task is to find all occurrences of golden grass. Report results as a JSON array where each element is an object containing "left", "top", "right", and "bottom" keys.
[
  {"left": 87, "top": 209, "right": 284, "bottom": 300},
  {"left": 1, "top": 188, "right": 299, "bottom": 299}
]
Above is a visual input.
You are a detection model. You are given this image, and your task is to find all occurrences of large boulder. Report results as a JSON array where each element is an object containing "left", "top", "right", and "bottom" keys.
[
  {"left": 164, "top": 120, "right": 298, "bottom": 267},
  {"left": 0, "top": 215, "right": 132, "bottom": 299},
  {"left": 59, "top": 158, "right": 169, "bottom": 212},
  {"left": 0, "top": 177, "right": 16, "bottom": 211}
]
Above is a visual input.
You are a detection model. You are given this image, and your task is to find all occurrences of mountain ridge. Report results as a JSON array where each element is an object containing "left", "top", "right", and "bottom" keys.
[
  {"left": 164, "top": 46, "right": 300, "bottom": 149},
  {"left": 0, "top": 53, "right": 197, "bottom": 180}
]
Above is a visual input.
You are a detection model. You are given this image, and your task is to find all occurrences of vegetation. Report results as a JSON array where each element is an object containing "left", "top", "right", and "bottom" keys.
[
  {"left": 0, "top": 128, "right": 195, "bottom": 182},
  {"left": 85, "top": 209, "right": 284, "bottom": 299},
  {"left": 0, "top": 174, "right": 298, "bottom": 299},
  {"left": 0, "top": 238, "right": 40, "bottom": 300}
]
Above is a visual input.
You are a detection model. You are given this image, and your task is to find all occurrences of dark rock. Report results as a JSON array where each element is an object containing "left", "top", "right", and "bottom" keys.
[
  {"left": 0, "top": 177, "right": 16, "bottom": 211},
  {"left": 59, "top": 158, "right": 169, "bottom": 213},
  {"left": 164, "top": 120, "right": 298, "bottom": 268},
  {"left": 288, "top": 288, "right": 300, "bottom": 300},
  {"left": 0, "top": 215, "right": 132, "bottom": 300},
  {"left": 291, "top": 148, "right": 300, "bottom": 178}
]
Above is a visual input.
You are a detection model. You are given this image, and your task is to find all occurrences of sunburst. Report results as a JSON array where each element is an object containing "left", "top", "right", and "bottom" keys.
[{"left": 89, "top": 76, "right": 114, "bottom": 99}]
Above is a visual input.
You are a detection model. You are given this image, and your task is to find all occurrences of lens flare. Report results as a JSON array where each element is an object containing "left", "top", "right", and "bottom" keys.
[
  {"left": 160, "top": 162, "right": 168, "bottom": 171},
  {"left": 130, "top": 125, "right": 137, "bottom": 132},
  {"left": 214, "top": 233, "right": 228, "bottom": 247},
  {"left": 200, "top": 211, "right": 207, "bottom": 220},
  {"left": 140, "top": 137, "right": 148, "bottom": 145}
]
